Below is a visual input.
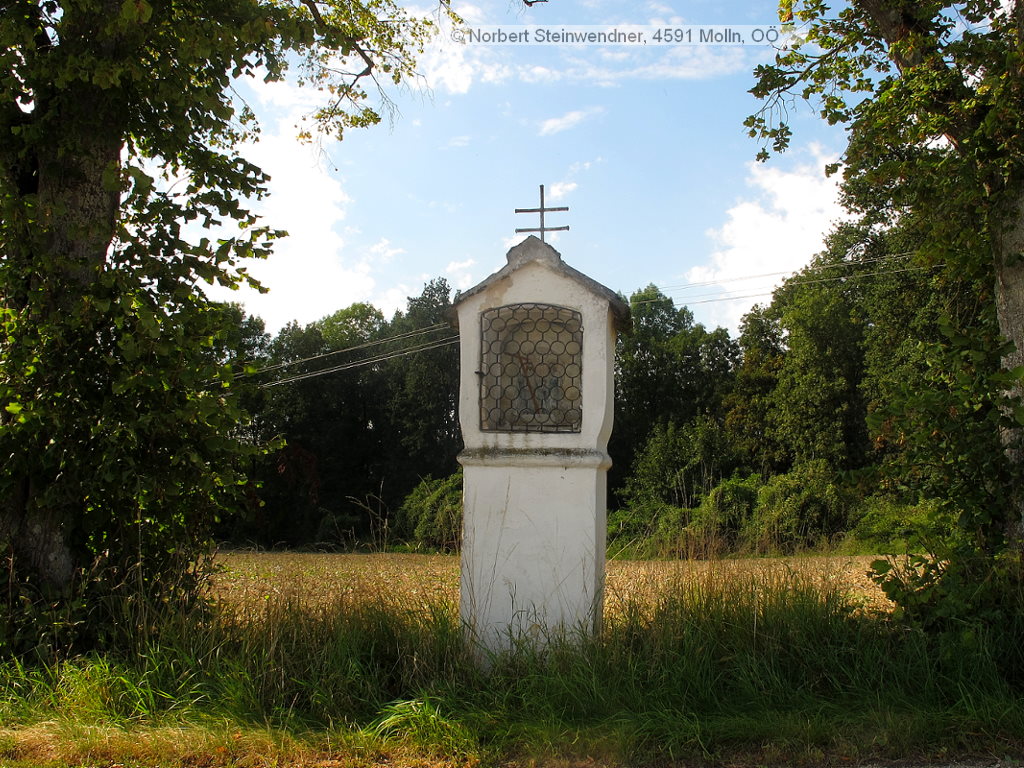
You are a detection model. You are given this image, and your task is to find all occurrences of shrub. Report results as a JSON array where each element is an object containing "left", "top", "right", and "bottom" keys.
[
  {"left": 620, "top": 416, "right": 734, "bottom": 511},
  {"left": 395, "top": 472, "right": 463, "bottom": 552},
  {"left": 746, "top": 460, "right": 851, "bottom": 552},
  {"left": 848, "top": 494, "right": 946, "bottom": 551},
  {"left": 690, "top": 473, "right": 763, "bottom": 548}
]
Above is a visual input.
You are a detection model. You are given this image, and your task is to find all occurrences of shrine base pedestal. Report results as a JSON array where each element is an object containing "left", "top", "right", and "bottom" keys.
[{"left": 458, "top": 449, "right": 609, "bottom": 653}]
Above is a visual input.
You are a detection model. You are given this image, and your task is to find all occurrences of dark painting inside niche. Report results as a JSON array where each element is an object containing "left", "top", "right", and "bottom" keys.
[{"left": 479, "top": 303, "right": 583, "bottom": 433}]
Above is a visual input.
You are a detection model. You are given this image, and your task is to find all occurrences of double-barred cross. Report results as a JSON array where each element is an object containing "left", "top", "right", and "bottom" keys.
[{"left": 515, "top": 185, "right": 569, "bottom": 243}]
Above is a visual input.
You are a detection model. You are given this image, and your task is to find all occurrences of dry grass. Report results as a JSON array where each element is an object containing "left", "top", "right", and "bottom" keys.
[
  {"left": 211, "top": 552, "right": 460, "bottom": 612},
  {"left": 11, "top": 553, "right": 1023, "bottom": 767},
  {"left": 0, "top": 722, "right": 442, "bottom": 768},
  {"left": 212, "top": 551, "right": 891, "bottom": 614}
]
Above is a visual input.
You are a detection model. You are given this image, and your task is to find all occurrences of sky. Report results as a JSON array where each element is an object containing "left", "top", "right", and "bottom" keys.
[{"left": 208, "top": 0, "right": 851, "bottom": 336}]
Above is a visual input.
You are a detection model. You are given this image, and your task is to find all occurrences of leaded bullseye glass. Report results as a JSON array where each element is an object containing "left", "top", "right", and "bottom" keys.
[{"left": 479, "top": 303, "right": 583, "bottom": 432}]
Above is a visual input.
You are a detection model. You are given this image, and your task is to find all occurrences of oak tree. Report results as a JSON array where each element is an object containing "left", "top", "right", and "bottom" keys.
[
  {"left": 749, "top": 0, "right": 1024, "bottom": 620},
  {"left": 750, "top": 0, "right": 1024, "bottom": 412},
  {"left": 0, "top": 0, "right": 438, "bottom": 649}
]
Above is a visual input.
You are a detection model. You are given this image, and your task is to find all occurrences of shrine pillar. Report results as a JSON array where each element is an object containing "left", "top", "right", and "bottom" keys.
[{"left": 451, "top": 235, "right": 630, "bottom": 652}]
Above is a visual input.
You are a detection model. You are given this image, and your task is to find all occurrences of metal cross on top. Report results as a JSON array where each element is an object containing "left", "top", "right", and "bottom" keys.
[{"left": 515, "top": 184, "right": 569, "bottom": 243}]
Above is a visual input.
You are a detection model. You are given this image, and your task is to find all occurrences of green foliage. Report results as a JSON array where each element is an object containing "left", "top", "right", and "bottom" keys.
[
  {"left": 0, "top": 0, "right": 445, "bottom": 652},
  {"left": 4, "top": 565, "right": 1024, "bottom": 762},
  {"left": 395, "top": 472, "right": 463, "bottom": 552},
  {"left": 771, "top": 254, "right": 868, "bottom": 470},
  {"left": 723, "top": 306, "right": 787, "bottom": 475},
  {"left": 239, "top": 316, "right": 388, "bottom": 547},
  {"left": 612, "top": 285, "right": 738, "bottom": 493},
  {"left": 849, "top": 495, "right": 946, "bottom": 551},
  {"left": 749, "top": 0, "right": 1024, "bottom": 624},
  {"left": 315, "top": 303, "right": 385, "bottom": 349},
  {"left": 620, "top": 415, "right": 734, "bottom": 511},
  {"left": 235, "top": 280, "right": 461, "bottom": 548},
  {"left": 748, "top": 460, "right": 852, "bottom": 553},
  {"left": 690, "top": 473, "right": 763, "bottom": 548},
  {"left": 869, "top": 320, "right": 1024, "bottom": 629},
  {"left": 372, "top": 697, "right": 477, "bottom": 758},
  {"left": 380, "top": 278, "right": 461, "bottom": 495},
  {"left": 607, "top": 499, "right": 694, "bottom": 560}
]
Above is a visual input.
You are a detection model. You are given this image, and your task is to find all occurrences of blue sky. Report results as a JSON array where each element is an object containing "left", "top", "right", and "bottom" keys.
[{"left": 211, "top": 0, "right": 850, "bottom": 335}]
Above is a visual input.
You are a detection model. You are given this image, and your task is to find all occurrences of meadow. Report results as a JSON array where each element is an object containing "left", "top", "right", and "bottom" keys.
[
  {"left": 212, "top": 551, "right": 890, "bottom": 613},
  {"left": 1, "top": 552, "right": 1022, "bottom": 767}
]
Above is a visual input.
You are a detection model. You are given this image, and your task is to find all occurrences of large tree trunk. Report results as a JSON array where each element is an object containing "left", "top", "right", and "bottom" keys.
[
  {"left": 993, "top": 194, "right": 1024, "bottom": 537},
  {"left": 994, "top": 198, "right": 1024, "bottom": 400},
  {"left": 0, "top": 479, "right": 76, "bottom": 597},
  {"left": 0, "top": 85, "right": 121, "bottom": 597},
  {"left": 995, "top": 193, "right": 1024, "bottom": 359}
]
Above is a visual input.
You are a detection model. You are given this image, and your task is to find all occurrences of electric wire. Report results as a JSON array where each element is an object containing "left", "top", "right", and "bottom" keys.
[
  {"left": 633, "top": 261, "right": 944, "bottom": 309},
  {"left": 254, "top": 253, "right": 941, "bottom": 388},
  {"left": 260, "top": 335, "right": 459, "bottom": 389},
  {"left": 655, "top": 250, "right": 918, "bottom": 293},
  {"left": 245, "top": 322, "right": 449, "bottom": 378}
]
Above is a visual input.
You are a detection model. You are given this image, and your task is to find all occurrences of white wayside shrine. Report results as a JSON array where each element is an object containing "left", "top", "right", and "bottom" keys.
[{"left": 451, "top": 235, "right": 630, "bottom": 652}]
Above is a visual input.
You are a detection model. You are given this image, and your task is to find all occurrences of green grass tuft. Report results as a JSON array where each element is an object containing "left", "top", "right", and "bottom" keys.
[{"left": 2, "top": 556, "right": 1023, "bottom": 765}]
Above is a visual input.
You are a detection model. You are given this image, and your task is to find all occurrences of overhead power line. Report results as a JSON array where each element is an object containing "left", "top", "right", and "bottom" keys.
[
  {"left": 633, "top": 261, "right": 944, "bottom": 309},
  {"left": 654, "top": 250, "right": 920, "bottom": 294},
  {"left": 261, "top": 335, "right": 459, "bottom": 389},
  {"left": 247, "top": 322, "right": 450, "bottom": 379},
  {"left": 250, "top": 253, "right": 937, "bottom": 388}
]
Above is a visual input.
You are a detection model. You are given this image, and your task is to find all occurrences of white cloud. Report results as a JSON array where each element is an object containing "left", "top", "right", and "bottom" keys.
[
  {"left": 594, "top": 46, "right": 748, "bottom": 82},
  {"left": 521, "top": 65, "right": 563, "bottom": 84},
  {"left": 598, "top": 49, "right": 632, "bottom": 62},
  {"left": 397, "top": 5, "right": 757, "bottom": 95},
  {"left": 202, "top": 109, "right": 381, "bottom": 333},
  {"left": 445, "top": 258, "right": 477, "bottom": 290},
  {"left": 247, "top": 74, "right": 320, "bottom": 113},
  {"left": 375, "top": 283, "right": 418, "bottom": 321},
  {"left": 539, "top": 107, "right": 603, "bottom": 136},
  {"left": 646, "top": 0, "right": 676, "bottom": 14},
  {"left": 548, "top": 181, "right": 578, "bottom": 200},
  {"left": 368, "top": 238, "right": 405, "bottom": 264},
  {"left": 686, "top": 145, "right": 850, "bottom": 333},
  {"left": 569, "top": 158, "right": 601, "bottom": 173},
  {"left": 446, "top": 135, "right": 472, "bottom": 148},
  {"left": 518, "top": 46, "right": 750, "bottom": 88},
  {"left": 407, "top": 4, "right": 513, "bottom": 95},
  {"left": 373, "top": 272, "right": 437, "bottom": 319},
  {"left": 450, "top": 2, "right": 485, "bottom": 24},
  {"left": 503, "top": 233, "right": 529, "bottom": 250},
  {"left": 544, "top": 157, "right": 600, "bottom": 205}
]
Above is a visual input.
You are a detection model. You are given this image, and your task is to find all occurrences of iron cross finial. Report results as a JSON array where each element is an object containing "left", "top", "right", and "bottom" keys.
[{"left": 515, "top": 184, "right": 569, "bottom": 243}]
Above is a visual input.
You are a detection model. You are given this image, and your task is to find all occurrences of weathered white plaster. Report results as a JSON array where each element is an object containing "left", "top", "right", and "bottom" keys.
[{"left": 452, "top": 236, "right": 629, "bottom": 653}]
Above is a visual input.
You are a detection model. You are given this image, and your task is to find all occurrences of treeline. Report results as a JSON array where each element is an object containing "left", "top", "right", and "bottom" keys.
[
  {"left": 609, "top": 220, "right": 994, "bottom": 556},
  {"left": 221, "top": 278, "right": 460, "bottom": 547},
  {"left": 223, "top": 220, "right": 998, "bottom": 555}
]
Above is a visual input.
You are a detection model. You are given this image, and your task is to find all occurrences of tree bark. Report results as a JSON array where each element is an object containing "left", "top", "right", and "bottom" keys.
[
  {"left": 0, "top": 479, "right": 76, "bottom": 597},
  {"left": 993, "top": 194, "right": 1024, "bottom": 537},
  {"left": 1, "top": 80, "right": 122, "bottom": 597},
  {"left": 994, "top": 197, "right": 1024, "bottom": 393}
]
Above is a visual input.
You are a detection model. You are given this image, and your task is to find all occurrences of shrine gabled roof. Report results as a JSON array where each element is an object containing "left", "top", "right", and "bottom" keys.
[{"left": 451, "top": 236, "right": 631, "bottom": 332}]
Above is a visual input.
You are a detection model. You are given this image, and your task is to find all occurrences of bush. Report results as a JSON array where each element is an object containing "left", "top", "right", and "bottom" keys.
[
  {"left": 395, "top": 472, "right": 463, "bottom": 552},
  {"left": 689, "top": 473, "right": 763, "bottom": 548},
  {"left": 746, "top": 460, "right": 851, "bottom": 552},
  {"left": 608, "top": 499, "right": 669, "bottom": 544},
  {"left": 620, "top": 416, "right": 734, "bottom": 511},
  {"left": 848, "top": 494, "right": 946, "bottom": 551}
]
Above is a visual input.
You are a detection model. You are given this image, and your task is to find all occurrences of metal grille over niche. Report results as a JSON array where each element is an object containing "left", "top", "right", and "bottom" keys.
[{"left": 479, "top": 303, "right": 583, "bottom": 432}]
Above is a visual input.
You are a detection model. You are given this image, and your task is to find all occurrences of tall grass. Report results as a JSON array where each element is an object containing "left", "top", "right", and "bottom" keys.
[{"left": 2, "top": 562, "right": 1023, "bottom": 765}]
